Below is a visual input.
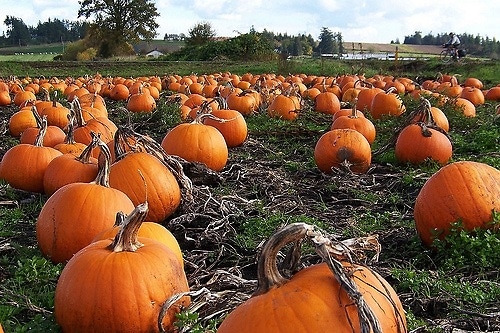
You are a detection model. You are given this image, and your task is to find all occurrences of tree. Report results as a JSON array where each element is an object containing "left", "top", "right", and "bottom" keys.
[
  {"left": 78, "top": 0, "right": 160, "bottom": 57},
  {"left": 3, "top": 16, "right": 31, "bottom": 46},
  {"left": 185, "top": 21, "right": 216, "bottom": 46},
  {"left": 317, "top": 27, "right": 334, "bottom": 54}
]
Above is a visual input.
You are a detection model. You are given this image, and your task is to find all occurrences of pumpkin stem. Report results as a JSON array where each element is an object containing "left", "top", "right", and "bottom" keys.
[
  {"left": 76, "top": 130, "right": 99, "bottom": 164},
  {"left": 31, "top": 105, "right": 43, "bottom": 128},
  {"left": 255, "top": 222, "right": 385, "bottom": 333},
  {"left": 93, "top": 132, "right": 112, "bottom": 187},
  {"left": 33, "top": 115, "right": 48, "bottom": 147},
  {"left": 110, "top": 202, "right": 149, "bottom": 252}
]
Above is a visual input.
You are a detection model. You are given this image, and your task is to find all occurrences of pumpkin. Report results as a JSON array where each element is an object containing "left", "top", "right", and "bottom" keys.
[
  {"left": 268, "top": 93, "right": 300, "bottom": 120},
  {"left": 331, "top": 100, "right": 376, "bottom": 145},
  {"left": 8, "top": 107, "right": 38, "bottom": 137},
  {"left": 109, "top": 83, "right": 130, "bottom": 101},
  {"left": 314, "top": 128, "right": 372, "bottom": 174},
  {"left": 126, "top": 85, "right": 157, "bottom": 112},
  {"left": 161, "top": 115, "right": 228, "bottom": 172},
  {"left": 202, "top": 107, "right": 248, "bottom": 148},
  {"left": 54, "top": 202, "right": 190, "bottom": 332},
  {"left": 0, "top": 117, "right": 62, "bottom": 193},
  {"left": 370, "top": 88, "right": 406, "bottom": 120},
  {"left": 355, "top": 85, "right": 384, "bottom": 112},
  {"left": 36, "top": 136, "right": 135, "bottom": 263},
  {"left": 43, "top": 135, "right": 99, "bottom": 196},
  {"left": 217, "top": 223, "right": 407, "bottom": 333},
  {"left": 485, "top": 86, "right": 500, "bottom": 101},
  {"left": 414, "top": 161, "right": 500, "bottom": 247},
  {"left": 459, "top": 86, "right": 485, "bottom": 106},
  {"left": 395, "top": 123, "right": 452, "bottom": 166},
  {"left": 0, "top": 89, "right": 11, "bottom": 106},
  {"left": 226, "top": 90, "right": 258, "bottom": 115},
  {"left": 314, "top": 91, "right": 341, "bottom": 115},
  {"left": 109, "top": 149, "right": 182, "bottom": 223},
  {"left": 453, "top": 97, "right": 476, "bottom": 117}
]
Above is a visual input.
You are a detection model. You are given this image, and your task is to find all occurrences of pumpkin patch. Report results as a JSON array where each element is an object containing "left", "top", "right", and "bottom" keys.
[{"left": 1, "top": 64, "right": 500, "bottom": 333}]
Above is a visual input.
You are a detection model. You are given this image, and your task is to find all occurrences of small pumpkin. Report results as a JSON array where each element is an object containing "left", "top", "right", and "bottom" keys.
[
  {"left": 126, "top": 84, "right": 156, "bottom": 112},
  {"left": 202, "top": 103, "right": 248, "bottom": 148},
  {"left": 331, "top": 100, "right": 376, "bottom": 145},
  {"left": 370, "top": 88, "right": 406, "bottom": 120}
]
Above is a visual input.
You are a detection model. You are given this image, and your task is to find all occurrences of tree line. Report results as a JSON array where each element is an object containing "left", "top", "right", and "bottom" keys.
[
  {"left": 402, "top": 31, "right": 500, "bottom": 58},
  {"left": 0, "top": 16, "right": 87, "bottom": 47}
]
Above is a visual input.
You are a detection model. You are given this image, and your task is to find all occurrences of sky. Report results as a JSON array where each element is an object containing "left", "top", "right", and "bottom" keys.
[{"left": 1, "top": 0, "right": 499, "bottom": 43}]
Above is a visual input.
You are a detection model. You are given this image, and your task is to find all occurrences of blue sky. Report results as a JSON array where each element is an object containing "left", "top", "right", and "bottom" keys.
[{"left": 1, "top": 0, "right": 499, "bottom": 43}]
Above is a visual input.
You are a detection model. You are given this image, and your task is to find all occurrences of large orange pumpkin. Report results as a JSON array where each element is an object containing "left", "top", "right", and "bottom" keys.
[
  {"left": 395, "top": 123, "right": 452, "bottom": 166},
  {"left": 314, "top": 128, "right": 372, "bottom": 174},
  {"left": 202, "top": 108, "right": 248, "bottom": 147},
  {"left": 36, "top": 138, "right": 135, "bottom": 263},
  {"left": 109, "top": 150, "right": 181, "bottom": 223},
  {"left": 54, "top": 202, "right": 190, "bottom": 332},
  {"left": 217, "top": 223, "right": 407, "bottom": 333},
  {"left": 161, "top": 116, "right": 228, "bottom": 172},
  {"left": 414, "top": 161, "right": 500, "bottom": 247}
]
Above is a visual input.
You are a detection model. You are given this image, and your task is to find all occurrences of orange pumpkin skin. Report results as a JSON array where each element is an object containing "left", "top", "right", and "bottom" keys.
[
  {"left": 331, "top": 114, "right": 376, "bottom": 145},
  {"left": 217, "top": 262, "right": 406, "bottom": 333},
  {"left": 370, "top": 91, "right": 406, "bottom": 120},
  {"left": 43, "top": 153, "right": 99, "bottom": 196},
  {"left": 314, "top": 129, "right": 371, "bottom": 174},
  {"left": 453, "top": 98, "right": 476, "bottom": 117},
  {"left": 161, "top": 122, "right": 228, "bottom": 172},
  {"left": 314, "top": 91, "right": 341, "bottom": 115},
  {"left": 36, "top": 183, "right": 135, "bottom": 263},
  {"left": 54, "top": 237, "right": 189, "bottom": 332},
  {"left": 414, "top": 161, "right": 500, "bottom": 247},
  {"left": 8, "top": 109, "right": 37, "bottom": 137},
  {"left": 93, "top": 221, "right": 184, "bottom": 265},
  {"left": 268, "top": 94, "right": 300, "bottom": 120},
  {"left": 109, "top": 152, "right": 181, "bottom": 223},
  {"left": 203, "top": 109, "right": 248, "bottom": 148},
  {"left": 395, "top": 124, "right": 452, "bottom": 166},
  {"left": 0, "top": 144, "right": 62, "bottom": 193}
]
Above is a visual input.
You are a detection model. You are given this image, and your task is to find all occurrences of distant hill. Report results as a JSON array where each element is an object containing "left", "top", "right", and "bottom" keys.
[{"left": 344, "top": 42, "right": 443, "bottom": 55}]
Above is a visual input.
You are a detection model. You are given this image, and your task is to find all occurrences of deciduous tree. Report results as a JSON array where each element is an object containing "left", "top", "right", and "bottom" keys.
[{"left": 78, "top": 0, "right": 160, "bottom": 57}]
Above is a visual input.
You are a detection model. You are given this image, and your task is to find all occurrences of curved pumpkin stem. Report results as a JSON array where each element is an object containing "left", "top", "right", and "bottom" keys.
[
  {"left": 110, "top": 202, "right": 149, "bottom": 252},
  {"left": 255, "top": 222, "right": 387, "bottom": 333},
  {"left": 93, "top": 132, "right": 112, "bottom": 187},
  {"left": 34, "top": 116, "right": 48, "bottom": 147},
  {"left": 76, "top": 130, "right": 99, "bottom": 164}
]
